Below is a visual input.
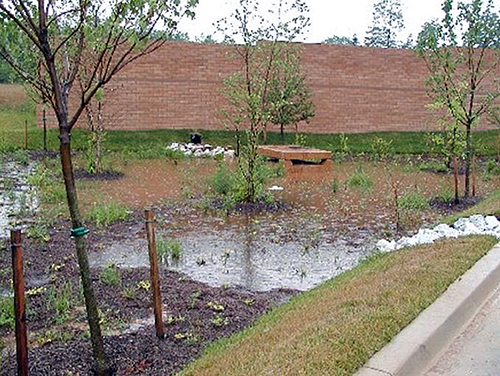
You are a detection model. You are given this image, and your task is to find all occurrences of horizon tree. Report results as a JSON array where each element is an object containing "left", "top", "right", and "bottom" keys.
[
  {"left": 365, "top": 0, "right": 407, "bottom": 48},
  {"left": 0, "top": 1, "right": 197, "bottom": 374},
  {"left": 416, "top": 0, "right": 500, "bottom": 199}
]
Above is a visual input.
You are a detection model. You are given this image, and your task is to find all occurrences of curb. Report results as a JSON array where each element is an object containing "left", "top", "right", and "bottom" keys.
[{"left": 355, "top": 241, "right": 500, "bottom": 376}]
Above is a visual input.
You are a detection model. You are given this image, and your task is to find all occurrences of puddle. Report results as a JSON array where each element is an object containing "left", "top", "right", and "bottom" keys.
[
  {"left": 90, "top": 217, "right": 376, "bottom": 292},
  {"left": 0, "top": 159, "right": 39, "bottom": 238}
]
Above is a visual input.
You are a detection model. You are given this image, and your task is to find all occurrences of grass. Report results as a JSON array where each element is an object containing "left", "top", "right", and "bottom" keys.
[
  {"left": 1, "top": 90, "right": 499, "bottom": 157},
  {"left": 100, "top": 263, "right": 121, "bottom": 286},
  {"left": 179, "top": 235, "right": 497, "bottom": 376},
  {"left": 84, "top": 201, "right": 130, "bottom": 227},
  {"left": 347, "top": 166, "right": 373, "bottom": 191}
]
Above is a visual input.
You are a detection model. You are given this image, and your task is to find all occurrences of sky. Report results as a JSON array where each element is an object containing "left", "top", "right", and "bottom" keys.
[{"left": 178, "top": 0, "right": 452, "bottom": 43}]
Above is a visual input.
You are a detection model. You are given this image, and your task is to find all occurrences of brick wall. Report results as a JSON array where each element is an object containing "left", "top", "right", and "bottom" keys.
[{"left": 38, "top": 41, "right": 498, "bottom": 134}]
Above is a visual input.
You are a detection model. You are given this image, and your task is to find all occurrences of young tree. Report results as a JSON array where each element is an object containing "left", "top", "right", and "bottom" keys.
[
  {"left": 0, "top": 1, "right": 197, "bottom": 374},
  {"left": 267, "top": 46, "right": 315, "bottom": 142},
  {"left": 365, "top": 0, "right": 406, "bottom": 48},
  {"left": 417, "top": 0, "right": 500, "bottom": 198},
  {"left": 216, "top": 0, "right": 310, "bottom": 202}
]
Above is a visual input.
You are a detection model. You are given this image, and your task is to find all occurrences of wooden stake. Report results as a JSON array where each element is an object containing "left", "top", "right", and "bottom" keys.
[
  {"left": 144, "top": 210, "right": 164, "bottom": 339},
  {"left": 11, "top": 229, "right": 28, "bottom": 376}
]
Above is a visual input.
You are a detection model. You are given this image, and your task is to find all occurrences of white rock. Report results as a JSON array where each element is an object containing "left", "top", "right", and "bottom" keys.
[
  {"left": 396, "top": 236, "right": 419, "bottom": 249},
  {"left": 485, "top": 216, "right": 500, "bottom": 231},
  {"left": 458, "top": 222, "right": 481, "bottom": 235},
  {"left": 268, "top": 185, "right": 284, "bottom": 191},
  {"left": 376, "top": 239, "right": 396, "bottom": 253},
  {"left": 469, "top": 215, "right": 488, "bottom": 231},
  {"left": 453, "top": 217, "right": 470, "bottom": 232},
  {"left": 433, "top": 223, "right": 460, "bottom": 238},
  {"left": 414, "top": 228, "right": 442, "bottom": 244}
]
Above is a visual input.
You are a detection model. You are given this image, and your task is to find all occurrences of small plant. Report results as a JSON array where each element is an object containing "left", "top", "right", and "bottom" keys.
[
  {"left": 437, "top": 185, "right": 454, "bottom": 204},
  {"left": 418, "top": 161, "right": 448, "bottom": 173},
  {"left": 207, "top": 301, "right": 224, "bottom": 312},
  {"left": 398, "top": 189, "right": 429, "bottom": 211},
  {"left": 188, "top": 291, "right": 202, "bottom": 309},
  {"left": 137, "top": 280, "right": 151, "bottom": 291},
  {"left": 157, "top": 234, "right": 182, "bottom": 263},
  {"left": 243, "top": 298, "right": 254, "bottom": 306},
  {"left": 12, "top": 150, "right": 29, "bottom": 165},
  {"left": 122, "top": 287, "right": 136, "bottom": 300},
  {"left": 347, "top": 166, "right": 373, "bottom": 191},
  {"left": 334, "top": 133, "right": 350, "bottom": 162},
  {"left": 27, "top": 222, "right": 50, "bottom": 242},
  {"left": 207, "top": 162, "right": 237, "bottom": 196},
  {"left": 84, "top": 201, "right": 130, "bottom": 227},
  {"left": 46, "top": 281, "right": 74, "bottom": 323},
  {"left": 371, "top": 137, "right": 393, "bottom": 161},
  {"left": 100, "top": 263, "right": 121, "bottom": 286},
  {"left": 211, "top": 314, "right": 228, "bottom": 327},
  {"left": 186, "top": 331, "right": 201, "bottom": 346},
  {"left": 0, "top": 297, "right": 15, "bottom": 329}
]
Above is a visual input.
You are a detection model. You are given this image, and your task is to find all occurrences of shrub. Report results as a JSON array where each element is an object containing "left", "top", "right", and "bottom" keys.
[{"left": 207, "top": 162, "right": 237, "bottom": 196}]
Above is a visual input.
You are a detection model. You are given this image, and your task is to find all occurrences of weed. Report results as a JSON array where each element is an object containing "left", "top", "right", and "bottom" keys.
[
  {"left": 188, "top": 291, "right": 202, "bottom": 309},
  {"left": 211, "top": 314, "right": 228, "bottom": 327},
  {"left": 0, "top": 297, "right": 15, "bottom": 329},
  {"left": 100, "top": 263, "right": 121, "bottom": 286},
  {"left": 243, "top": 298, "right": 254, "bottom": 306},
  {"left": 371, "top": 136, "right": 393, "bottom": 161},
  {"left": 35, "top": 328, "right": 73, "bottom": 346},
  {"left": 84, "top": 201, "right": 130, "bottom": 227},
  {"left": 157, "top": 234, "right": 182, "bottom": 263},
  {"left": 122, "top": 287, "right": 136, "bottom": 300},
  {"left": 186, "top": 331, "right": 202, "bottom": 346},
  {"left": 398, "top": 189, "right": 429, "bottom": 211},
  {"left": 27, "top": 222, "right": 50, "bottom": 242},
  {"left": 329, "top": 177, "right": 341, "bottom": 194},
  {"left": 437, "top": 185, "right": 454, "bottom": 204},
  {"left": 334, "top": 133, "right": 350, "bottom": 162},
  {"left": 137, "top": 280, "right": 151, "bottom": 291},
  {"left": 207, "top": 301, "right": 224, "bottom": 312},
  {"left": 207, "top": 162, "right": 237, "bottom": 196},
  {"left": 12, "top": 149, "right": 29, "bottom": 165},
  {"left": 46, "top": 281, "right": 74, "bottom": 323},
  {"left": 347, "top": 166, "right": 373, "bottom": 191}
]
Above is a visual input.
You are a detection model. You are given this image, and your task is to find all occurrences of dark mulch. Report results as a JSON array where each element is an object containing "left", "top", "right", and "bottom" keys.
[
  {"left": 429, "top": 196, "right": 482, "bottom": 215},
  {"left": 0, "top": 218, "right": 297, "bottom": 376},
  {"left": 74, "top": 169, "right": 124, "bottom": 181}
]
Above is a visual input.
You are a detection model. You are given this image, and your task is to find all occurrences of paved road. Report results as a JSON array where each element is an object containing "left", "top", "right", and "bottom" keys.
[{"left": 424, "top": 288, "right": 500, "bottom": 376}]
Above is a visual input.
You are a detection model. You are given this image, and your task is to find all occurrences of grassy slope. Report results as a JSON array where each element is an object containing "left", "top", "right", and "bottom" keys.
[{"left": 180, "top": 236, "right": 497, "bottom": 376}]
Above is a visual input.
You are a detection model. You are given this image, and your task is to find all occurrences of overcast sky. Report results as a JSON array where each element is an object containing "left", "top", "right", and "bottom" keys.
[{"left": 178, "top": 0, "right": 459, "bottom": 43}]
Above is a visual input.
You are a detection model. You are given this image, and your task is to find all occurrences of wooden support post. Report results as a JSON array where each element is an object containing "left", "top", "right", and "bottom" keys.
[
  {"left": 144, "top": 210, "right": 164, "bottom": 339},
  {"left": 453, "top": 157, "right": 459, "bottom": 205},
  {"left": 23, "top": 120, "right": 28, "bottom": 150},
  {"left": 11, "top": 229, "right": 28, "bottom": 376},
  {"left": 42, "top": 108, "right": 47, "bottom": 151}
]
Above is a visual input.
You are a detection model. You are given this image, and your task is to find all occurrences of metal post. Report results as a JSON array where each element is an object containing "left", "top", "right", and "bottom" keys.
[
  {"left": 11, "top": 229, "right": 28, "bottom": 376},
  {"left": 144, "top": 210, "right": 164, "bottom": 339}
]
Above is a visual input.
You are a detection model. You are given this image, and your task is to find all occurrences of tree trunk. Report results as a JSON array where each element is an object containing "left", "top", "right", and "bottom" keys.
[
  {"left": 59, "top": 127, "right": 112, "bottom": 376},
  {"left": 280, "top": 124, "right": 284, "bottom": 144},
  {"left": 464, "top": 124, "right": 472, "bottom": 199},
  {"left": 95, "top": 101, "right": 104, "bottom": 174}
]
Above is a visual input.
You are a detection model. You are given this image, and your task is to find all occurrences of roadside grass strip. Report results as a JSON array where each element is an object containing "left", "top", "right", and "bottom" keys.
[{"left": 180, "top": 236, "right": 498, "bottom": 376}]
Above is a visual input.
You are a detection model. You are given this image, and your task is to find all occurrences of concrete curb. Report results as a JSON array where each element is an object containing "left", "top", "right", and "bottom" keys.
[{"left": 355, "top": 241, "right": 500, "bottom": 376}]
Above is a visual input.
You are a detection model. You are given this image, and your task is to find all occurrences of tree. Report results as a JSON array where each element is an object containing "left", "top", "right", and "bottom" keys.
[
  {"left": 0, "top": 1, "right": 197, "bottom": 374},
  {"left": 267, "top": 45, "right": 315, "bottom": 142},
  {"left": 417, "top": 0, "right": 500, "bottom": 199},
  {"left": 216, "top": 0, "right": 309, "bottom": 202},
  {"left": 323, "top": 34, "right": 359, "bottom": 45},
  {"left": 365, "top": 0, "right": 406, "bottom": 48}
]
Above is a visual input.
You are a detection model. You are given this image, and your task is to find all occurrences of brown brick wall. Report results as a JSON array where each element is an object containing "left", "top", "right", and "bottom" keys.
[{"left": 38, "top": 41, "right": 498, "bottom": 134}]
